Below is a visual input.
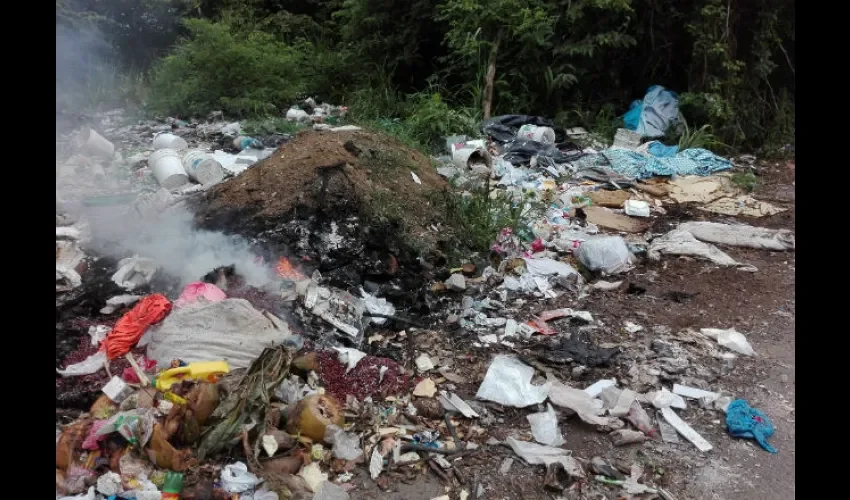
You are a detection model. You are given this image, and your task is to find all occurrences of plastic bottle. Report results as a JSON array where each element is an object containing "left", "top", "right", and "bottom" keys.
[{"left": 161, "top": 471, "right": 183, "bottom": 499}]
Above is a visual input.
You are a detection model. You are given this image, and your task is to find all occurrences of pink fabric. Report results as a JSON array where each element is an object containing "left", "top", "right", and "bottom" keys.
[{"left": 174, "top": 282, "right": 227, "bottom": 308}]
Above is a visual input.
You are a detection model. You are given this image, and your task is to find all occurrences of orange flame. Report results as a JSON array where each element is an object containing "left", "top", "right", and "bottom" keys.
[{"left": 277, "top": 257, "right": 306, "bottom": 281}]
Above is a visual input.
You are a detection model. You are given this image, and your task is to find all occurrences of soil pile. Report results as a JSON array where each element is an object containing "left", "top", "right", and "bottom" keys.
[
  {"left": 193, "top": 129, "right": 451, "bottom": 298},
  {"left": 196, "top": 129, "right": 447, "bottom": 236}
]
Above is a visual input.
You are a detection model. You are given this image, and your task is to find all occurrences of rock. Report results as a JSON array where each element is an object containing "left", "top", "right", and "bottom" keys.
[
  {"left": 413, "top": 378, "right": 437, "bottom": 398},
  {"left": 611, "top": 429, "right": 646, "bottom": 446}
]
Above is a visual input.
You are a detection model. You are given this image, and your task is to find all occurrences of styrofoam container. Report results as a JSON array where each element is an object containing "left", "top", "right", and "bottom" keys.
[
  {"left": 624, "top": 199, "right": 650, "bottom": 217},
  {"left": 149, "top": 149, "right": 190, "bottom": 189},
  {"left": 152, "top": 132, "right": 189, "bottom": 151},
  {"left": 182, "top": 150, "right": 226, "bottom": 186},
  {"left": 78, "top": 126, "right": 115, "bottom": 158},
  {"left": 517, "top": 125, "right": 556, "bottom": 144}
]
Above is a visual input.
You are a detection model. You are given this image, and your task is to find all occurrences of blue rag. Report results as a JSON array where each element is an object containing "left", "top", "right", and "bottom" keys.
[
  {"left": 726, "top": 399, "right": 777, "bottom": 453},
  {"left": 647, "top": 141, "right": 679, "bottom": 158},
  {"left": 574, "top": 147, "right": 732, "bottom": 180}
]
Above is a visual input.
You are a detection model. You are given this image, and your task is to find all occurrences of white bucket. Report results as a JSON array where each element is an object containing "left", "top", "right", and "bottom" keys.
[
  {"left": 152, "top": 132, "right": 189, "bottom": 151},
  {"left": 182, "top": 150, "right": 226, "bottom": 185},
  {"left": 149, "top": 149, "right": 190, "bottom": 189},
  {"left": 78, "top": 127, "right": 115, "bottom": 158},
  {"left": 451, "top": 140, "right": 492, "bottom": 170},
  {"left": 517, "top": 125, "right": 556, "bottom": 144}
]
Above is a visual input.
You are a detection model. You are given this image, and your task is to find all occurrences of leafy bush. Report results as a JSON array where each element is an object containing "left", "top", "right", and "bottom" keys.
[
  {"left": 148, "top": 19, "right": 306, "bottom": 118},
  {"left": 403, "top": 90, "right": 479, "bottom": 150}
]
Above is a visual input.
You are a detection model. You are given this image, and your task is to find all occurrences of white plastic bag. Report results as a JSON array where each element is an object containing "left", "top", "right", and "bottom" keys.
[
  {"left": 475, "top": 355, "right": 550, "bottom": 408},
  {"left": 221, "top": 462, "right": 262, "bottom": 493},
  {"left": 527, "top": 404, "right": 565, "bottom": 446},
  {"left": 360, "top": 289, "right": 395, "bottom": 326},
  {"left": 576, "top": 236, "right": 633, "bottom": 275},
  {"left": 56, "top": 350, "right": 107, "bottom": 377},
  {"left": 700, "top": 328, "right": 756, "bottom": 356}
]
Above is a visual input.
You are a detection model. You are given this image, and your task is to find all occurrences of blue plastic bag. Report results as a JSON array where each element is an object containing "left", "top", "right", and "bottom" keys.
[
  {"left": 623, "top": 86, "right": 680, "bottom": 138},
  {"left": 726, "top": 399, "right": 777, "bottom": 453},
  {"left": 623, "top": 100, "right": 643, "bottom": 131}
]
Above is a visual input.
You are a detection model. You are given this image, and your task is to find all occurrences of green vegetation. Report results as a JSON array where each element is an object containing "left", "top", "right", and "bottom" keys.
[
  {"left": 56, "top": 0, "right": 795, "bottom": 153},
  {"left": 731, "top": 171, "right": 759, "bottom": 192}
]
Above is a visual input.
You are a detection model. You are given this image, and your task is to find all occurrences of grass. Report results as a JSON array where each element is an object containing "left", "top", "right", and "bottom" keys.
[
  {"left": 731, "top": 171, "right": 758, "bottom": 192},
  {"left": 676, "top": 121, "right": 724, "bottom": 151},
  {"left": 432, "top": 183, "right": 542, "bottom": 257},
  {"left": 243, "top": 117, "right": 305, "bottom": 136}
]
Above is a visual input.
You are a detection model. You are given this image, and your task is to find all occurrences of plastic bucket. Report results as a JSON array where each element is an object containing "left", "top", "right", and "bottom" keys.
[
  {"left": 78, "top": 127, "right": 115, "bottom": 158},
  {"left": 182, "top": 150, "right": 226, "bottom": 185},
  {"left": 517, "top": 125, "right": 556, "bottom": 144},
  {"left": 451, "top": 140, "right": 492, "bottom": 170},
  {"left": 152, "top": 133, "right": 189, "bottom": 151},
  {"left": 149, "top": 149, "right": 189, "bottom": 189}
]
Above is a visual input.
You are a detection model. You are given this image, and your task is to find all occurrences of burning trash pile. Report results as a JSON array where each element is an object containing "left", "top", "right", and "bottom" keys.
[{"left": 57, "top": 90, "right": 791, "bottom": 499}]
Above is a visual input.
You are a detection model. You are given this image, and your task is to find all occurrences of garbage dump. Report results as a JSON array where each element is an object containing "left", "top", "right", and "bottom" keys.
[{"left": 56, "top": 96, "right": 793, "bottom": 499}]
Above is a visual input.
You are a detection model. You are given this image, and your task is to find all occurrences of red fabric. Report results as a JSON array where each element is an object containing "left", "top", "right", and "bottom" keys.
[{"left": 101, "top": 294, "right": 172, "bottom": 360}]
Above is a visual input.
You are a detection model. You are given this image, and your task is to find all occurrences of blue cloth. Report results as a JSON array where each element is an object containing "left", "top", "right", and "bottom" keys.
[
  {"left": 576, "top": 148, "right": 731, "bottom": 180},
  {"left": 647, "top": 141, "right": 679, "bottom": 158},
  {"left": 726, "top": 399, "right": 777, "bottom": 453}
]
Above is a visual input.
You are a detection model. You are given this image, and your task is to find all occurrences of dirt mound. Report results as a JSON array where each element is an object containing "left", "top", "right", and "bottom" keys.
[
  {"left": 193, "top": 129, "right": 450, "bottom": 305},
  {"left": 197, "top": 129, "right": 446, "bottom": 233}
]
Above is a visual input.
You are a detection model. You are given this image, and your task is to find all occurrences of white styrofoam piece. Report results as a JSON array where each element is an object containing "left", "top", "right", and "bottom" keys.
[{"left": 660, "top": 407, "right": 712, "bottom": 452}]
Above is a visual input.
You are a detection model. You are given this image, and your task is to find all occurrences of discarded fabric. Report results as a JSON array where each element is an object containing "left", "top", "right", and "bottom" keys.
[
  {"left": 726, "top": 399, "right": 777, "bottom": 453},
  {"left": 648, "top": 229, "right": 757, "bottom": 271},
  {"left": 646, "top": 141, "right": 679, "bottom": 158},
  {"left": 102, "top": 293, "right": 172, "bottom": 359},
  {"left": 144, "top": 298, "right": 290, "bottom": 369},
  {"left": 576, "top": 148, "right": 731, "bottom": 180},
  {"left": 677, "top": 221, "right": 795, "bottom": 251}
]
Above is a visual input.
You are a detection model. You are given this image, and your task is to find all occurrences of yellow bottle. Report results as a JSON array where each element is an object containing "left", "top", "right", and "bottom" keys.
[{"left": 154, "top": 361, "right": 230, "bottom": 392}]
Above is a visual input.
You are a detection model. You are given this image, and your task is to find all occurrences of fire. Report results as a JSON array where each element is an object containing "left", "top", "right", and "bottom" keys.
[{"left": 277, "top": 257, "right": 306, "bottom": 281}]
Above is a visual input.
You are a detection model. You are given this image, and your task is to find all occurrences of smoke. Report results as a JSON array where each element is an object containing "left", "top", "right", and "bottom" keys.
[
  {"left": 82, "top": 200, "right": 277, "bottom": 290},
  {"left": 56, "top": 18, "right": 274, "bottom": 292}
]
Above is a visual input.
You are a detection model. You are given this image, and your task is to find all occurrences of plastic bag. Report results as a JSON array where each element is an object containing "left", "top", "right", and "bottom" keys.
[
  {"left": 314, "top": 481, "right": 350, "bottom": 500},
  {"left": 325, "top": 424, "right": 363, "bottom": 461},
  {"left": 360, "top": 289, "right": 395, "bottom": 326},
  {"left": 527, "top": 403, "right": 565, "bottom": 446},
  {"left": 221, "top": 462, "right": 262, "bottom": 493},
  {"left": 475, "top": 355, "right": 551, "bottom": 408},
  {"left": 576, "top": 236, "right": 634, "bottom": 275},
  {"left": 700, "top": 328, "right": 756, "bottom": 356},
  {"left": 56, "top": 350, "right": 107, "bottom": 377},
  {"left": 623, "top": 85, "right": 680, "bottom": 138}
]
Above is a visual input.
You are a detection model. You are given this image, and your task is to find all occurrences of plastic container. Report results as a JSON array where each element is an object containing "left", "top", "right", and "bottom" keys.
[
  {"left": 517, "top": 125, "right": 556, "bottom": 144},
  {"left": 182, "top": 150, "right": 227, "bottom": 185},
  {"left": 152, "top": 132, "right": 189, "bottom": 151},
  {"left": 451, "top": 140, "right": 492, "bottom": 170},
  {"left": 78, "top": 126, "right": 115, "bottom": 158},
  {"left": 154, "top": 360, "right": 230, "bottom": 392},
  {"left": 148, "top": 149, "right": 190, "bottom": 189},
  {"left": 232, "top": 136, "right": 263, "bottom": 151}
]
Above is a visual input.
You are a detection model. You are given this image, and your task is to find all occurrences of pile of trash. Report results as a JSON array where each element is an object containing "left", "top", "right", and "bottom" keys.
[{"left": 57, "top": 86, "right": 792, "bottom": 499}]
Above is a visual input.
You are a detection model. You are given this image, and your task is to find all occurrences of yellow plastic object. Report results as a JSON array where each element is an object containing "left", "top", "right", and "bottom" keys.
[{"left": 155, "top": 361, "right": 230, "bottom": 392}]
